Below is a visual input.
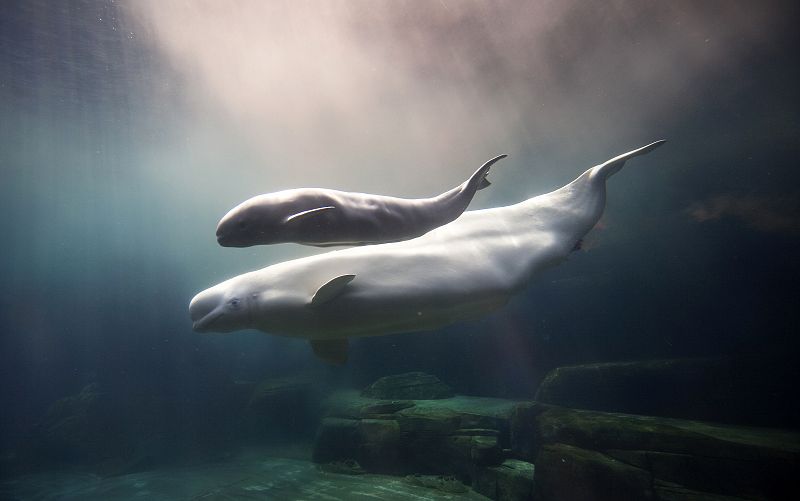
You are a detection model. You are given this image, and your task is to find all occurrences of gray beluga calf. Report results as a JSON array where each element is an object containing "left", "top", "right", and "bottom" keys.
[
  {"left": 191, "top": 140, "right": 665, "bottom": 364},
  {"left": 215, "top": 154, "right": 506, "bottom": 247}
]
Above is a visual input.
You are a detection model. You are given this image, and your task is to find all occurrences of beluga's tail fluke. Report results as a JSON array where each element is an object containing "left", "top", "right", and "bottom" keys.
[
  {"left": 468, "top": 154, "right": 507, "bottom": 192},
  {"left": 592, "top": 140, "right": 666, "bottom": 181}
]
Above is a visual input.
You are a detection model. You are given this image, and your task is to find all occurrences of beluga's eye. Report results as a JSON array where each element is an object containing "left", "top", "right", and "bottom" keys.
[
  {"left": 229, "top": 298, "right": 241, "bottom": 310},
  {"left": 237, "top": 220, "right": 247, "bottom": 229}
]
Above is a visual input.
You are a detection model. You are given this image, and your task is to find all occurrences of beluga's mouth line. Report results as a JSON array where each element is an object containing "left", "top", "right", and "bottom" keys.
[{"left": 192, "top": 309, "right": 224, "bottom": 332}]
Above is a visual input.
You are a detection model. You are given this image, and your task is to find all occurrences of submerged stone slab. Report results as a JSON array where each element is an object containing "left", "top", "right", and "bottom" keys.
[
  {"left": 534, "top": 356, "right": 800, "bottom": 427},
  {"left": 362, "top": 372, "right": 455, "bottom": 400},
  {"left": 397, "top": 395, "right": 517, "bottom": 435},
  {"left": 509, "top": 402, "right": 545, "bottom": 461},
  {"left": 394, "top": 398, "right": 513, "bottom": 478},
  {"left": 652, "top": 479, "right": 750, "bottom": 501},
  {"left": 533, "top": 443, "right": 653, "bottom": 501},
  {"left": 33, "top": 384, "right": 104, "bottom": 453},
  {"left": 247, "top": 373, "right": 323, "bottom": 436},
  {"left": 312, "top": 417, "right": 360, "bottom": 463},
  {"left": 361, "top": 400, "right": 416, "bottom": 416},
  {"left": 324, "top": 390, "right": 517, "bottom": 430},
  {"left": 403, "top": 474, "right": 470, "bottom": 494},
  {"left": 249, "top": 374, "right": 316, "bottom": 405},
  {"left": 514, "top": 403, "right": 800, "bottom": 500},
  {"left": 494, "top": 460, "right": 534, "bottom": 501},
  {"left": 444, "top": 433, "right": 503, "bottom": 473},
  {"left": 317, "top": 389, "right": 520, "bottom": 484},
  {"left": 358, "top": 418, "right": 402, "bottom": 473},
  {"left": 533, "top": 444, "right": 752, "bottom": 501},
  {"left": 474, "top": 459, "right": 535, "bottom": 501}
]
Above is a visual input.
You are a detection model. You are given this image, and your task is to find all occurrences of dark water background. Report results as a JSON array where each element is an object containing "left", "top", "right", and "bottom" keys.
[{"left": 1, "top": 0, "right": 798, "bottom": 469}]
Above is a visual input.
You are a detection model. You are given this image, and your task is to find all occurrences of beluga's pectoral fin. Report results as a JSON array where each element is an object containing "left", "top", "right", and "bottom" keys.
[
  {"left": 593, "top": 140, "right": 666, "bottom": 180},
  {"left": 310, "top": 274, "right": 356, "bottom": 307},
  {"left": 284, "top": 206, "right": 336, "bottom": 224},
  {"left": 310, "top": 338, "right": 349, "bottom": 365}
]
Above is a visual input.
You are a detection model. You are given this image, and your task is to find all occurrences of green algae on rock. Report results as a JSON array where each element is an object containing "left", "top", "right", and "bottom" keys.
[{"left": 362, "top": 372, "right": 455, "bottom": 400}]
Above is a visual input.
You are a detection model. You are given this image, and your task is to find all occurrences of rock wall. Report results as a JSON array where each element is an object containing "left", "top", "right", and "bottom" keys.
[
  {"left": 512, "top": 402, "right": 799, "bottom": 500},
  {"left": 312, "top": 389, "right": 535, "bottom": 498},
  {"left": 534, "top": 356, "right": 800, "bottom": 427},
  {"left": 313, "top": 370, "right": 800, "bottom": 501}
]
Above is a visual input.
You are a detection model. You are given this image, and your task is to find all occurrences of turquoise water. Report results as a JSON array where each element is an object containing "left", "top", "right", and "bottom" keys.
[{"left": 1, "top": 1, "right": 798, "bottom": 499}]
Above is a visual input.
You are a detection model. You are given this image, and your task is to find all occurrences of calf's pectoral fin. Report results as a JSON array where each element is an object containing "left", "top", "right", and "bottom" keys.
[
  {"left": 310, "top": 274, "right": 356, "bottom": 306},
  {"left": 284, "top": 206, "right": 336, "bottom": 224},
  {"left": 310, "top": 338, "right": 349, "bottom": 365}
]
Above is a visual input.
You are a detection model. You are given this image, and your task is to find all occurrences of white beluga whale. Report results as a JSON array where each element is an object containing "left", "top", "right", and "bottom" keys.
[
  {"left": 215, "top": 154, "right": 506, "bottom": 247},
  {"left": 190, "top": 141, "right": 665, "bottom": 364}
]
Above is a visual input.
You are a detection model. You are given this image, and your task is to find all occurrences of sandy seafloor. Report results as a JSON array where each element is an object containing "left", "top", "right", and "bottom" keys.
[{"left": 0, "top": 448, "right": 487, "bottom": 501}]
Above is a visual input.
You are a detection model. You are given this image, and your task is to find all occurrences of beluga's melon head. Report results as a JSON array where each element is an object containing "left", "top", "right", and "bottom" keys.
[
  {"left": 215, "top": 195, "right": 285, "bottom": 248},
  {"left": 189, "top": 279, "right": 255, "bottom": 333}
]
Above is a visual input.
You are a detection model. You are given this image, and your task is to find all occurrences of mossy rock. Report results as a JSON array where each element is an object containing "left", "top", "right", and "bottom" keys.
[
  {"left": 317, "top": 458, "right": 366, "bottom": 475},
  {"left": 532, "top": 405, "right": 800, "bottom": 462},
  {"left": 362, "top": 372, "right": 454, "bottom": 400},
  {"left": 357, "top": 419, "right": 401, "bottom": 473},
  {"left": 474, "top": 459, "right": 535, "bottom": 501},
  {"left": 361, "top": 400, "right": 416, "bottom": 417},
  {"left": 312, "top": 418, "right": 360, "bottom": 464},
  {"left": 534, "top": 356, "right": 800, "bottom": 427},
  {"left": 514, "top": 404, "right": 800, "bottom": 500},
  {"left": 533, "top": 443, "right": 653, "bottom": 501},
  {"left": 247, "top": 374, "right": 322, "bottom": 436},
  {"left": 403, "top": 474, "right": 469, "bottom": 494}
]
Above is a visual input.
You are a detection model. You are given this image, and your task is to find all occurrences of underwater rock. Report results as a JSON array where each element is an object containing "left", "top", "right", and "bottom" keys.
[
  {"left": 509, "top": 402, "right": 545, "bottom": 461},
  {"left": 361, "top": 400, "right": 416, "bottom": 416},
  {"left": 534, "top": 356, "right": 800, "bottom": 427},
  {"left": 313, "top": 416, "right": 403, "bottom": 473},
  {"left": 246, "top": 373, "right": 323, "bottom": 437},
  {"left": 474, "top": 459, "right": 535, "bottom": 501},
  {"left": 314, "top": 417, "right": 400, "bottom": 472},
  {"left": 358, "top": 418, "right": 402, "bottom": 473},
  {"left": 249, "top": 374, "right": 316, "bottom": 406},
  {"left": 442, "top": 432, "right": 503, "bottom": 476},
  {"left": 395, "top": 396, "right": 514, "bottom": 478},
  {"left": 315, "top": 390, "right": 518, "bottom": 485},
  {"left": 361, "top": 372, "right": 455, "bottom": 400},
  {"left": 18, "top": 383, "right": 114, "bottom": 467},
  {"left": 403, "top": 474, "right": 469, "bottom": 494},
  {"left": 651, "top": 479, "right": 751, "bottom": 501},
  {"left": 494, "top": 459, "right": 535, "bottom": 501},
  {"left": 316, "top": 458, "right": 366, "bottom": 475},
  {"left": 312, "top": 418, "right": 361, "bottom": 464},
  {"left": 533, "top": 443, "right": 653, "bottom": 501},
  {"left": 16, "top": 377, "right": 260, "bottom": 476},
  {"left": 513, "top": 403, "right": 800, "bottom": 500}
]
